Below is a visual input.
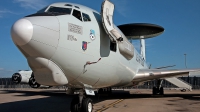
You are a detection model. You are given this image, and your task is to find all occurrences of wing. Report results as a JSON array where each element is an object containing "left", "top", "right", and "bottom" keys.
[{"left": 132, "top": 69, "right": 200, "bottom": 82}]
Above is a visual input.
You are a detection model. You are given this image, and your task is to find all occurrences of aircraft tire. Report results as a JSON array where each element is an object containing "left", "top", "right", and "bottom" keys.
[
  {"left": 70, "top": 96, "right": 80, "bottom": 112},
  {"left": 82, "top": 98, "right": 93, "bottom": 112}
]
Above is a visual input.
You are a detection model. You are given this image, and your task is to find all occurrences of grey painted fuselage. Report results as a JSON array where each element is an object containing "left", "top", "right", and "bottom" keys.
[{"left": 50, "top": 3, "right": 148, "bottom": 88}]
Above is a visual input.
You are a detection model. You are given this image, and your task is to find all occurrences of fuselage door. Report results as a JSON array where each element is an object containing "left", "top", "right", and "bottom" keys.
[
  {"left": 101, "top": 0, "right": 134, "bottom": 60},
  {"left": 101, "top": 0, "right": 115, "bottom": 42}
]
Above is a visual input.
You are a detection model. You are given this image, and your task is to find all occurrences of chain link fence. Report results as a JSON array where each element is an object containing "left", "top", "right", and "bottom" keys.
[
  {"left": 0, "top": 78, "right": 66, "bottom": 90},
  {"left": 0, "top": 77, "right": 200, "bottom": 90}
]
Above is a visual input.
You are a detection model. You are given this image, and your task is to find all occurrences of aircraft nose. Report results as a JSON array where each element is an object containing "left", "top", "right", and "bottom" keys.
[{"left": 11, "top": 19, "right": 33, "bottom": 46}]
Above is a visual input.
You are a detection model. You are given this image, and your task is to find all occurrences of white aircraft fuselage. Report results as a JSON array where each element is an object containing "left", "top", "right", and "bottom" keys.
[{"left": 11, "top": 2, "right": 147, "bottom": 89}]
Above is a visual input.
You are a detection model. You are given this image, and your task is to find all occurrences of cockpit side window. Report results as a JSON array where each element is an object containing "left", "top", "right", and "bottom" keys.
[
  {"left": 82, "top": 13, "right": 91, "bottom": 22},
  {"left": 47, "top": 6, "right": 72, "bottom": 15},
  {"left": 72, "top": 9, "right": 82, "bottom": 21}
]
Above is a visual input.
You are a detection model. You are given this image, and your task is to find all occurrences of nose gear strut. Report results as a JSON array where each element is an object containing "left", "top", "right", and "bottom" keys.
[{"left": 70, "top": 89, "right": 93, "bottom": 112}]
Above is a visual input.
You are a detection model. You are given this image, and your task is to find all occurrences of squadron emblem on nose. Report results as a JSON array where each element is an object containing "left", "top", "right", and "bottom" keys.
[
  {"left": 90, "top": 30, "right": 96, "bottom": 40},
  {"left": 82, "top": 41, "right": 87, "bottom": 51}
]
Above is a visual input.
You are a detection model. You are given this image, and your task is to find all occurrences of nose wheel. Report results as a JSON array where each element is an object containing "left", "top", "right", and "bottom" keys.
[
  {"left": 82, "top": 98, "right": 93, "bottom": 112},
  {"left": 70, "top": 90, "right": 93, "bottom": 112}
]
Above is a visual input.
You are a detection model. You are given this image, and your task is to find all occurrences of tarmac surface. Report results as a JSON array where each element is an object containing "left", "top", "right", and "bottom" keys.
[{"left": 0, "top": 89, "right": 200, "bottom": 112}]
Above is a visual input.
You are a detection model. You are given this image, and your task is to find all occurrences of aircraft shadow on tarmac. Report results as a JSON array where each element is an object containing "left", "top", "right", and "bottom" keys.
[
  {"left": 92, "top": 90, "right": 200, "bottom": 103},
  {"left": 0, "top": 90, "right": 200, "bottom": 112},
  {"left": 0, "top": 90, "right": 72, "bottom": 112}
]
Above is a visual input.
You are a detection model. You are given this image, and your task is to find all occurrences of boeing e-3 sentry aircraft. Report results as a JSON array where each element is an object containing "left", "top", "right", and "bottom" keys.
[{"left": 10, "top": 0, "right": 200, "bottom": 112}]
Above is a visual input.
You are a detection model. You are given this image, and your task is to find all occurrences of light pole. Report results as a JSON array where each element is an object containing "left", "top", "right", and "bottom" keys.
[{"left": 184, "top": 54, "right": 187, "bottom": 68}]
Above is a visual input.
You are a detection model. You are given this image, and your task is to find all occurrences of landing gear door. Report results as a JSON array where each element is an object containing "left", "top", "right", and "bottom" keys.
[{"left": 101, "top": 0, "right": 115, "bottom": 41}]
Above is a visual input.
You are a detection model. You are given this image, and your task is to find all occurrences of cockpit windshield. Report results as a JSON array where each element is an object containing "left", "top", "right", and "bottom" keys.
[{"left": 47, "top": 6, "right": 72, "bottom": 15}]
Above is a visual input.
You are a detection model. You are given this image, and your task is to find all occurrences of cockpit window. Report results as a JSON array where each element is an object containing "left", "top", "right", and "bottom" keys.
[
  {"left": 74, "top": 6, "right": 80, "bottom": 9},
  {"left": 37, "top": 6, "right": 48, "bottom": 13},
  {"left": 65, "top": 4, "right": 72, "bottom": 7},
  {"left": 72, "top": 9, "right": 82, "bottom": 21},
  {"left": 47, "top": 6, "right": 72, "bottom": 15},
  {"left": 82, "top": 13, "right": 91, "bottom": 22}
]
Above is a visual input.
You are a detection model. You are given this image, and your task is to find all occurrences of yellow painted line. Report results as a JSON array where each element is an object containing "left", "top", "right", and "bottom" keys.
[{"left": 95, "top": 99, "right": 124, "bottom": 112}]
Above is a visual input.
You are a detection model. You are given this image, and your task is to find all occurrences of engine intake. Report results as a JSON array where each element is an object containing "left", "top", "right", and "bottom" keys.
[{"left": 12, "top": 73, "right": 22, "bottom": 84}]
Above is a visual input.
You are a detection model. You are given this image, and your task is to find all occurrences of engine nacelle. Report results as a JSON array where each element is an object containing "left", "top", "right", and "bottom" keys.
[
  {"left": 28, "top": 74, "right": 52, "bottom": 89},
  {"left": 27, "top": 57, "right": 68, "bottom": 86},
  {"left": 12, "top": 70, "right": 52, "bottom": 89},
  {"left": 29, "top": 75, "right": 52, "bottom": 89},
  {"left": 12, "top": 70, "right": 32, "bottom": 84},
  {"left": 28, "top": 74, "right": 41, "bottom": 88}
]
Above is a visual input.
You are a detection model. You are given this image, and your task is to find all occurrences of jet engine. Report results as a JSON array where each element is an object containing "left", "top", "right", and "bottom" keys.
[
  {"left": 12, "top": 70, "right": 51, "bottom": 89},
  {"left": 28, "top": 74, "right": 52, "bottom": 88},
  {"left": 12, "top": 70, "right": 32, "bottom": 84},
  {"left": 28, "top": 74, "right": 41, "bottom": 88}
]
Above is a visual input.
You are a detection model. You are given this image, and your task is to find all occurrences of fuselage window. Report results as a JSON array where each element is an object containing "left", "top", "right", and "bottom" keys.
[
  {"left": 110, "top": 41, "right": 117, "bottom": 52},
  {"left": 72, "top": 9, "right": 82, "bottom": 21},
  {"left": 47, "top": 6, "right": 72, "bottom": 15},
  {"left": 82, "top": 13, "right": 91, "bottom": 22}
]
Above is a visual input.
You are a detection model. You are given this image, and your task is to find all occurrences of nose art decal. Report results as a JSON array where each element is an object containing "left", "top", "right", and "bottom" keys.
[
  {"left": 90, "top": 30, "right": 96, "bottom": 41},
  {"left": 82, "top": 41, "right": 87, "bottom": 51}
]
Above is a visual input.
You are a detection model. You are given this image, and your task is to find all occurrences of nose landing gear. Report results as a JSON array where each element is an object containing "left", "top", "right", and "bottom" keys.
[{"left": 70, "top": 89, "right": 93, "bottom": 112}]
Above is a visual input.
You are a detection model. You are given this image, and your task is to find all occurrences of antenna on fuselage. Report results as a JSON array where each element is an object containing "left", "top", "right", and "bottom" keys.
[{"left": 117, "top": 23, "right": 165, "bottom": 61}]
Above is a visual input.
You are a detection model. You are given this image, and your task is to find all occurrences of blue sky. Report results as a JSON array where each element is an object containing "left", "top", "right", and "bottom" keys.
[{"left": 0, "top": 0, "right": 200, "bottom": 77}]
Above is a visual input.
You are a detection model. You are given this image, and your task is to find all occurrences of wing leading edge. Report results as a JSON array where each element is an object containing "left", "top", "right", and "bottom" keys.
[{"left": 132, "top": 69, "right": 200, "bottom": 82}]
